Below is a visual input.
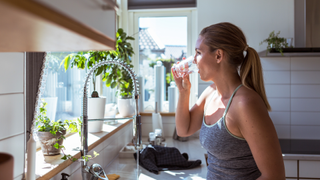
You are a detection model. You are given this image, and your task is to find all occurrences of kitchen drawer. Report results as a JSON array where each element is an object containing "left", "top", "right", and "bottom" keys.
[{"left": 299, "top": 160, "right": 320, "bottom": 178}]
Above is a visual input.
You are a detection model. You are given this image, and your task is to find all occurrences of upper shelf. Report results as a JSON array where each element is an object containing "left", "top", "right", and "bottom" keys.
[{"left": 0, "top": 0, "right": 116, "bottom": 52}]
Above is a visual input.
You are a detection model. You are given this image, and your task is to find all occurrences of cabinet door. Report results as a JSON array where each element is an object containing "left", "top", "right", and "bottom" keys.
[
  {"left": 36, "top": 0, "right": 116, "bottom": 39},
  {"left": 284, "top": 160, "right": 298, "bottom": 178},
  {"left": 299, "top": 160, "right": 320, "bottom": 178}
]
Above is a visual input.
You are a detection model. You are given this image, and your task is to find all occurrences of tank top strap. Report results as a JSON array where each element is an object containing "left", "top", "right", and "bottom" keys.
[{"left": 222, "top": 84, "right": 243, "bottom": 118}]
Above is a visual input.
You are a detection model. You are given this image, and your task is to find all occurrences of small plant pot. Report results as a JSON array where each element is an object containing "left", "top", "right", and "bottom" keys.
[
  {"left": 37, "top": 130, "right": 66, "bottom": 156},
  {"left": 88, "top": 97, "right": 106, "bottom": 133},
  {"left": 117, "top": 97, "right": 135, "bottom": 117}
]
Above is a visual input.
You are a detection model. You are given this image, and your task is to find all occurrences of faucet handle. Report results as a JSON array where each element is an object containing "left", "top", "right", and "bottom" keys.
[{"left": 89, "top": 163, "right": 109, "bottom": 180}]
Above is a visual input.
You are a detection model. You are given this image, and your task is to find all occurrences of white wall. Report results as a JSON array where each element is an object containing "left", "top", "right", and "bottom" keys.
[
  {"left": 0, "top": 52, "right": 25, "bottom": 180},
  {"left": 197, "top": 0, "right": 294, "bottom": 52},
  {"left": 197, "top": 0, "right": 295, "bottom": 96},
  {"left": 262, "top": 56, "right": 320, "bottom": 140}
]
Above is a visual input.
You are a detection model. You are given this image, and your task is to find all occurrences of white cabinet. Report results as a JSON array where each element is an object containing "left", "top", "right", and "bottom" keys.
[
  {"left": 299, "top": 160, "right": 320, "bottom": 178},
  {"left": 284, "top": 159, "right": 320, "bottom": 179},
  {"left": 36, "top": 0, "right": 116, "bottom": 39},
  {"left": 284, "top": 160, "right": 297, "bottom": 178},
  {"left": 0, "top": 0, "right": 116, "bottom": 51}
]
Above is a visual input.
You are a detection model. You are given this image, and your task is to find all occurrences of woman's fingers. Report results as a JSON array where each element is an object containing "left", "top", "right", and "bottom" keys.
[{"left": 171, "top": 67, "right": 178, "bottom": 79}]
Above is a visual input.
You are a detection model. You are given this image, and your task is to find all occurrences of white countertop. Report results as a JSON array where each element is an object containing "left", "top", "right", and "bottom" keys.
[
  {"left": 103, "top": 137, "right": 320, "bottom": 179},
  {"left": 104, "top": 137, "right": 208, "bottom": 180}
]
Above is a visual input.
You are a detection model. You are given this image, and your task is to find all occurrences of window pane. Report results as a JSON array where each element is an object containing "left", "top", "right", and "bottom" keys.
[
  {"left": 42, "top": 52, "right": 85, "bottom": 121},
  {"left": 139, "top": 17, "right": 187, "bottom": 111},
  {"left": 43, "top": 52, "right": 118, "bottom": 122}
]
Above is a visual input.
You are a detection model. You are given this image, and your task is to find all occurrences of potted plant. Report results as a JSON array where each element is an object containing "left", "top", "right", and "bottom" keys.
[
  {"left": 260, "top": 31, "right": 291, "bottom": 55},
  {"left": 105, "top": 28, "right": 135, "bottom": 117},
  {"left": 35, "top": 99, "right": 79, "bottom": 156},
  {"left": 61, "top": 28, "right": 135, "bottom": 118},
  {"left": 61, "top": 50, "right": 109, "bottom": 132}
]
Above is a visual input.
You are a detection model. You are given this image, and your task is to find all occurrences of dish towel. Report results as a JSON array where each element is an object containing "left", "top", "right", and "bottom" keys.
[
  {"left": 134, "top": 145, "right": 201, "bottom": 174},
  {"left": 99, "top": 174, "right": 120, "bottom": 180}
]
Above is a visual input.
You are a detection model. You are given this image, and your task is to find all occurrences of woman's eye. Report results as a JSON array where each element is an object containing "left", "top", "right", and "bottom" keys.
[{"left": 197, "top": 51, "right": 201, "bottom": 55}]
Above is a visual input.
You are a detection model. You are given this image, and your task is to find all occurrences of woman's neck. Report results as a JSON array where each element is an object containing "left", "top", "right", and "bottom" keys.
[{"left": 213, "top": 71, "right": 241, "bottom": 98}]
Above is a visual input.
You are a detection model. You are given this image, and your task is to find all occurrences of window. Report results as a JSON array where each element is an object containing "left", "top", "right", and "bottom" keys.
[
  {"left": 42, "top": 52, "right": 117, "bottom": 122},
  {"left": 130, "top": 9, "right": 198, "bottom": 111}
]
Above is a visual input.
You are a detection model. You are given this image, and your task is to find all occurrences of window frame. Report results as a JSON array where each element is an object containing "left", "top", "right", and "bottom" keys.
[{"left": 128, "top": 8, "right": 198, "bottom": 109}]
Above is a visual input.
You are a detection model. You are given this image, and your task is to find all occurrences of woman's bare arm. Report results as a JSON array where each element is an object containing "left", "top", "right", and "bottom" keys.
[
  {"left": 236, "top": 91, "right": 285, "bottom": 180},
  {"left": 172, "top": 68, "right": 213, "bottom": 137}
]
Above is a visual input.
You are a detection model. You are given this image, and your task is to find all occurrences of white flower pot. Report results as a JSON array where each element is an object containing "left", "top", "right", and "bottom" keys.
[
  {"left": 117, "top": 98, "right": 135, "bottom": 117},
  {"left": 88, "top": 97, "right": 106, "bottom": 133}
]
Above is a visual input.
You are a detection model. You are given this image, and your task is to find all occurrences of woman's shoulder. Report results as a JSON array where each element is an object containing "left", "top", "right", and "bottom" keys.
[
  {"left": 230, "top": 85, "right": 271, "bottom": 126},
  {"left": 234, "top": 85, "right": 267, "bottom": 111}
]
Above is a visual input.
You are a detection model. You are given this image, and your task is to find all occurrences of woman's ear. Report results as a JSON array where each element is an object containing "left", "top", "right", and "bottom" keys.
[{"left": 215, "top": 49, "right": 223, "bottom": 63}]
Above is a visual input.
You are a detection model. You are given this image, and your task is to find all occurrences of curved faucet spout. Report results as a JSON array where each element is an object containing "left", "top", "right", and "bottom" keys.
[{"left": 80, "top": 60, "right": 141, "bottom": 180}]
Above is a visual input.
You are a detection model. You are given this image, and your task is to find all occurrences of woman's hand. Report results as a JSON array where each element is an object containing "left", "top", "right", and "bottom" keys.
[{"left": 171, "top": 62, "right": 191, "bottom": 93}]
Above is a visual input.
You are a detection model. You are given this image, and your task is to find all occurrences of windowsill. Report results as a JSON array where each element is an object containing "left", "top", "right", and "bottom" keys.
[
  {"left": 140, "top": 111, "right": 175, "bottom": 116},
  {"left": 34, "top": 119, "right": 133, "bottom": 180}
]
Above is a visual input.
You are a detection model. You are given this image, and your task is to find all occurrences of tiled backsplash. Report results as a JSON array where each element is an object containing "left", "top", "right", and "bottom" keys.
[
  {"left": 261, "top": 56, "right": 320, "bottom": 140},
  {"left": 0, "top": 52, "right": 25, "bottom": 179}
]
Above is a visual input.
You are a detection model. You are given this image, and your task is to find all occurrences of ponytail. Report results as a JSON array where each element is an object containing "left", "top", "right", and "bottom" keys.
[{"left": 240, "top": 47, "right": 271, "bottom": 111}]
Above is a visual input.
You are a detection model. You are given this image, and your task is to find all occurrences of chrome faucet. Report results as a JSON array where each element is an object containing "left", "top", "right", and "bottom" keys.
[{"left": 80, "top": 60, "right": 142, "bottom": 180}]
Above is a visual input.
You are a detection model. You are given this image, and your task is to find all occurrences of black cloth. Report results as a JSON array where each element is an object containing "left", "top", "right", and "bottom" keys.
[{"left": 133, "top": 145, "right": 202, "bottom": 174}]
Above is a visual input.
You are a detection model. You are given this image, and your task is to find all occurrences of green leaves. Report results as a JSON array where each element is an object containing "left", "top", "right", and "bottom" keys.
[
  {"left": 60, "top": 28, "right": 135, "bottom": 98},
  {"left": 260, "top": 31, "right": 290, "bottom": 55},
  {"left": 111, "top": 81, "right": 117, "bottom": 88},
  {"left": 53, "top": 143, "right": 64, "bottom": 150},
  {"left": 93, "top": 151, "right": 99, "bottom": 157},
  {"left": 61, "top": 54, "right": 72, "bottom": 71},
  {"left": 54, "top": 143, "right": 59, "bottom": 149}
]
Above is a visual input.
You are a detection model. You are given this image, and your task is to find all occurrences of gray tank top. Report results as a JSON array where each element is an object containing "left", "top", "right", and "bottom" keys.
[{"left": 199, "top": 84, "right": 261, "bottom": 180}]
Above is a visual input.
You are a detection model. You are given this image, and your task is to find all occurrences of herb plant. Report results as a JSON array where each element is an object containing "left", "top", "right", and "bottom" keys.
[
  {"left": 35, "top": 99, "right": 78, "bottom": 136},
  {"left": 260, "top": 31, "right": 290, "bottom": 55},
  {"left": 36, "top": 99, "right": 99, "bottom": 162}
]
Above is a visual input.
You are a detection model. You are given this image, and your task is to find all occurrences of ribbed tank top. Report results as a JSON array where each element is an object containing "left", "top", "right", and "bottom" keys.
[{"left": 199, "top": 84, "right": 261, "bottom": 180}]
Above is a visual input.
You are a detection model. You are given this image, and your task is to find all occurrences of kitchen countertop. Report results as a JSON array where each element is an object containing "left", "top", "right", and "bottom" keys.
[
  {"left": 103, "top": 138, "right": 320, "bottom": 179},
  {"left": 104, "top": 137, "right": 208, "bottom": 180},
  {"left": 280, "top": 139, "right": 320, "bottom": 160}
]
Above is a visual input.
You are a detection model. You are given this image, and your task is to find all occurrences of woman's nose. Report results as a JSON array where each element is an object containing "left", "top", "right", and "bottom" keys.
[{"left": 193, "top": 55, "right": 197, "bottom": 64}]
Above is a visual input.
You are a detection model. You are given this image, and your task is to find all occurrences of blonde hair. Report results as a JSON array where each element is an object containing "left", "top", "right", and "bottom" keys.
[{"left": 200, "top": 22, "right": 271, "bottom": 111}]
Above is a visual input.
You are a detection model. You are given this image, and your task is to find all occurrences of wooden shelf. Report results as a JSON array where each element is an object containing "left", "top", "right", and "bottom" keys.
[{"left": 0, "top": 0, "right": 115, "bottom": 52}]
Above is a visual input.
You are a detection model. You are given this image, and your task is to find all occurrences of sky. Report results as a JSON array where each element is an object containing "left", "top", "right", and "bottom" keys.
[{"left": 139, "top": 17, "right": 187, "bottom": 46}]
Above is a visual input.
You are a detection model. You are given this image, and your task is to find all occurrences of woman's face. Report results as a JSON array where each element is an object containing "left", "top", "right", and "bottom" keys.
[{"left": 194, "top": 36, "right": 218, "bottom": 81}]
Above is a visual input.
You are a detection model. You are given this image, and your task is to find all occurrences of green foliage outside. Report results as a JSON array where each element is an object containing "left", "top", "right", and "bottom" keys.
[
  {"left": 260, "top": 31, "right": 292, "bottom": 55},
  {"left": 61, "top": 28, "right": 135, "bottom": 98}
]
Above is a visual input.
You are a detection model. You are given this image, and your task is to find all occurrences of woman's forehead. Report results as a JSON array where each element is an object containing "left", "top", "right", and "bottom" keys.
[{"left": 195, "top": 36, "right": 208, "bottom": 50}]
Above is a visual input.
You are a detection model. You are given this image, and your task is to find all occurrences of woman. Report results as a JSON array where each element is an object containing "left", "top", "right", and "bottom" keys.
[{"left": 172, "top": 22, "right": 285, "bottom": 180}]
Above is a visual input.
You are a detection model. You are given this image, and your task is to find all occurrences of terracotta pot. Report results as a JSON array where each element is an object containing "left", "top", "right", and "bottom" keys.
[
  {"left": 0, "top": 153, "right": 14, "bottom": 180},
  {"left": 37, "top": 130, "right": 66, "bottom": 156}
]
